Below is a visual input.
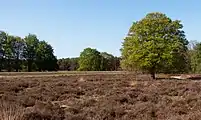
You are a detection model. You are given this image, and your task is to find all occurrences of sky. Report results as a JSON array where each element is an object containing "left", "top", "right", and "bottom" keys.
[{"left": 0, "top": 0, "right": 200, "bottom": 58}]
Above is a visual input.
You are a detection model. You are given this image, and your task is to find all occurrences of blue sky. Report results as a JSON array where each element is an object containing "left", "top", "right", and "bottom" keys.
[{"left": 0, "top": 0, "right": 200, "bottom": 58}]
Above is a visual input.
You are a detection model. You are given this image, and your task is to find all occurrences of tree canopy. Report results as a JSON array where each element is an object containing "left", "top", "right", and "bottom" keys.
[
  {"left": 57, "top": 57, "right": 79, "bottom": 71},
  {"left": 0, "top": 31, "right": 57, "bottom": 72},
  {"left": 78, "top": 48, "right": 102, "bottom": 71},
  {"left": 188, "top": 42, "right": 201, "bottom": 73},
  {"left": 121, "top": 12, "right": 189, "bottom": 78},
  {"left": 36, "top": 41, "right": 58, "bottom": 71}
]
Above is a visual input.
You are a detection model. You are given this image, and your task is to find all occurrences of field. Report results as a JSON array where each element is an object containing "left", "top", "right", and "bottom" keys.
[{"left": 0, "top": 72, "right": 201, "bottom": 120}]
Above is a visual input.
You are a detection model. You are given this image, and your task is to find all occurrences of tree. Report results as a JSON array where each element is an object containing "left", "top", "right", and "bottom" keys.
[
  {"left": 36, "top": 41, "right": 57, "bottom": 71},
  {"left": 78, "top": 48, "right": 102, "bottom": 71},
  {"left": 121, "top": 12, "right": 189, "bottom": 79},
  {"left": 23, "top": 34, "right": 39, "bottom": 72},
  {"left": 57, "top": 57, "right": 79, "bottom": 71},
  {"left": 100, "top": 52, "right": 116, "bottom": 71},
  {"left": 187, "top": 40, "right": 198, "bottom": 73},
  {"left": 0, "top": 31, "right": 7, "bottom": 71},
  {"left": 0, "top": 31, "right": 58, "bottom": 72},
  {"left": 188, "top": 42, "right": 201, "bottom": 73},
  {"left": 4, "top": 35, "right": 14, "bottom": 72},
  {"left": 57, "top": 58, "right": 71, "bottom": 71},
  {"left": 113, "top": 56, "right": 121, "bottom": 71},
  {"left": 11, "top": 36, "right": 25, "bottom": 72},
  {"left": 4, "top": 35, "right": 25, "bottom": 72},
  {"left": 69, "top": 57, "right": 79, "bottom": 70}
]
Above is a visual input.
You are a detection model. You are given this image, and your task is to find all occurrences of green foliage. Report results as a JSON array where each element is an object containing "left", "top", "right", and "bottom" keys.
[
  {"left": 113, "top": 56, "right": 121, "bottom": 71},
  {"left": 57, "top": 58, "right": 71, "bottom": 70},
  {"left": 0, "top": 31, "right": 58, "bottom": 72},
  {"left": 121, "top": 12, "right": 189, "bottom": 78},
  {"left": 23, "top": 34, "right": 39, "bottom": 60},
  {"left": 4, "top": 35, "right": 16, "bottom": 71},
  {"left": 36, "top": 41, "right": 57, "bottom": 71},
  {"left": 23, "top": 34, "right": 39, "bottom": 72},
  {"left": 57, "top": 57, "right": 79, "bottom": 71},
  {"left": 0, "top": 31, "right": 7, "bottom": 56},
  {"left": 11, "top": 36, "right": 25, "bottom": 71},
  {"left": 100, "top": 52, "right": 121, "bottom": 71},
  {"left": 0, "top": 31, "right": 7, "bottom": 71},
  {"left": 77, "top": 48, "right": 121, "bottom": 71},
  {"left": 189, "top": 42, "right": 201, "bottom": 73},
  {"left": 69, "top": 57, "right": 79, "bottom": 70},
  {"left": 78, "top": 48, "right": 102, "bottom": 71},
  {"left": 100, "top": 52, "right": 114, "bottom": 71}
]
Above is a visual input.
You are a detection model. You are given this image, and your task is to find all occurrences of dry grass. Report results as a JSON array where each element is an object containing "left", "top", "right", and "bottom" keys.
[
  {"left": 0, "top": 100, "right": 25, "bottom": 120},
  {"left": 0, "top": 72, "right": 201, "bottom": 120}
]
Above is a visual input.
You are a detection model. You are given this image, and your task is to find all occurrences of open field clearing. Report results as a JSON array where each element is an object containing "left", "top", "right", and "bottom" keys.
[
  {"left": 0, "top": 71, "right": 169, "bottom": 80},
  {"left": 1, "top": 72, "right": 201, "bottom": 120},
  {"left": 0, "top": 71, "right": 136, "bottom": 77}
]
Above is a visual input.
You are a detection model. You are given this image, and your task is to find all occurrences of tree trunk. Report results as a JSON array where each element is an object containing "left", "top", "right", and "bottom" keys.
[
  {"left": 28, "top": 60, "right": 32, "bottom": 72},
  {"left": 0, "top": 58, "right": 3, "bottom": 72},
  {"left": 150, "top": 67, "right": 156, "bottom": 79},
  {"left": 151, "top": 72, "right": 155, "bottom": 79},
  {"left": 0, "top": 63, "right": 2, "bottom": 72},
  {"left": 15, "top": 59, "right": 19, "bottom": 72},
  {"left": 39, "top": 67, "right": 42, "bottom": 72},
  {"left": 7, "top": 59, "right": 11, "bottom": 72}
]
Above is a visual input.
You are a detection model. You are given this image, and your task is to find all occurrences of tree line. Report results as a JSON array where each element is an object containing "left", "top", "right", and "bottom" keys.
[
  {"left": 2, "top": 12, "right": 201, "bottom": 77},
  {"left": 57, "top": 49, "right": 121, "bottom": 71},
  {"left": 0, "top": 31, "right": 57, "bottom": 72},
  {"left": 0, "top": 31, "right": 121, "bottom": 72}
]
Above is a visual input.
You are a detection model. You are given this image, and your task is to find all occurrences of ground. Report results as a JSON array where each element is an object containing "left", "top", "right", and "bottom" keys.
[{"left": 0, "top": 72, "right": 201, "bottom": 120}]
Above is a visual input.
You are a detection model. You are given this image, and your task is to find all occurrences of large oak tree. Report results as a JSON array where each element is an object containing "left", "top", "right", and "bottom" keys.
[{"left": 121, "top": 12, "right": 189, "bottom": 79}]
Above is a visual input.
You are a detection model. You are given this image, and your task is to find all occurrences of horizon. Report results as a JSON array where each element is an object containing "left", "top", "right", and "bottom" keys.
[{"left": 0, "top": 0, "right": 200, "bottom": 59}]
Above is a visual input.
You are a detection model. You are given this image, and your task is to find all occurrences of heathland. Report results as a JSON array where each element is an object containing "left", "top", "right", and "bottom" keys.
[{"left": 0, "top": 72, "right": 201, "bottom": 120}]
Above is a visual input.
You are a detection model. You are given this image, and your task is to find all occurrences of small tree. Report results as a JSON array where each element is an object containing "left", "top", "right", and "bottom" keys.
[
  {"left": 121, "top": 12, "right": 188, "bottom": 79},
  {"left": 78, "top": 48, "right": 102, "bottom": 71}
]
